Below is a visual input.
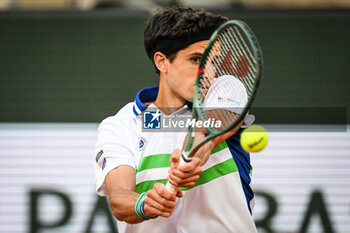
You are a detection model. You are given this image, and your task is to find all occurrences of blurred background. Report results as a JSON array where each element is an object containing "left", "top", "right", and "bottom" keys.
[{"left": 0, "top": 0, "right": 350, "bottom": 233}]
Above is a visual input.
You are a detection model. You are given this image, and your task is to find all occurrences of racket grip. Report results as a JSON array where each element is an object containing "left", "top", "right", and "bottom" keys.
[
  {"left": 165, "top": 181, "right": 177, "bottom": 194},
  {"left": 165, "top": 151, "right": 190, "bottom": 194}
]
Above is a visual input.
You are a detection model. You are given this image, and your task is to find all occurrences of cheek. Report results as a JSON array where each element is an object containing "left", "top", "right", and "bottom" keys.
[
  {"left": 181, "top": 63, "right": 198, "bottom": 79},
  {"left": 168, "top": 60, "right": 198, "bottom": 89},
  {"left": 182, "top": 71, "right": 196, "bottom": 89}
]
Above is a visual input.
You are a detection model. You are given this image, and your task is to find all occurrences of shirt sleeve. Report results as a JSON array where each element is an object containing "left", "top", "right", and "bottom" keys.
[{"left": 94, "top": 113, "right": 137, "bottom": 196}]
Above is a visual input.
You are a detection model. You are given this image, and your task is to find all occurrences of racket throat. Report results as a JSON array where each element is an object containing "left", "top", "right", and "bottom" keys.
[{"left": 181, "top": 151, "right": 192, "bottom": 164}]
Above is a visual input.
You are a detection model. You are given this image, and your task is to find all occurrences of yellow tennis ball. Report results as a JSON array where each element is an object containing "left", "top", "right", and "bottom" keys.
[{"left": 240, "top": 125, "right": 268, "bottom": 153}]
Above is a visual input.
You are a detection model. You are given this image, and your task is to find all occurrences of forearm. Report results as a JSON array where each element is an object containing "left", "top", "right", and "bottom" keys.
[
  {"left": 105, "top": 166, "right": 143, "bottom": 224},
  {"left": 108, "top": 187, "right": 143, "bottom": 224},
  {"left": 105, "top": 166, "right": 177, "bottom": 224}
]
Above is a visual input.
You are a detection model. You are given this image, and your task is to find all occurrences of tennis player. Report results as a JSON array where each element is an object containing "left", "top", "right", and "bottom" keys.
[{"left": 94, "top": 6, "right": 257, "bottom": 233}]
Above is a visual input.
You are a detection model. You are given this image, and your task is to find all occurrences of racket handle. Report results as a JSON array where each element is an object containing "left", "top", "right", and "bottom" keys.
[
  {"left": 165, "top": 151, "right": 190, "bottom": 194},
  {"left": 165, "top": 180, "right": 177, "bottom": 194}
]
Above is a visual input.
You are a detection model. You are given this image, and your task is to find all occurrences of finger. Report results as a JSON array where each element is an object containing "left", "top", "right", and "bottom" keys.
[
  {"left": 171, "top": 165, "right": 202, "bottom": 178},
  {"left": 170, "top": 149, "right": 182, "bottom": 169},
  {"left": 178, "top": 181, "right": 197, "bottom": 188},
  {"left": 167, "top": 176, "right": 179, "bottom": 187},
  {"left": 142, "top": 192, "right": 164, "bottom": 218},
  {"left": 167, "top": 176, "right": 197, "bottom": 189},
  {"left": 178, "top": 157, "right": 201, "bottom": 172},
  {"left": 143, "top": 203, "right": 173, "bottom": 218},
  {"left": 170, "top": 179, "right": 197, "bottom": 188},
  {"left": 145, "top": 195, "right": 176, "bottom": 214},
  {"left": 151, "top": 183, "right": 177, "bottom": 205},
  {"left": 176, "top": 190, "right": 184, "bottom": 198},
  {"left": 146, "top": 189, "right": 176, "bottom": 212},
  {"left": 153, "top": 183, "right": 177, "bottom": 201},
  {"left": 168, "top": 170, "right": 200, "bottom": 187},
  {"left": 168, "top": 169, "right": 202, "bottom": 186}
]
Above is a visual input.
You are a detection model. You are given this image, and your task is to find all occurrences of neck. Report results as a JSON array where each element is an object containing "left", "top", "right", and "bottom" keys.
[{"left": 154, "top": 76, "right": 186, "bottom": 115}]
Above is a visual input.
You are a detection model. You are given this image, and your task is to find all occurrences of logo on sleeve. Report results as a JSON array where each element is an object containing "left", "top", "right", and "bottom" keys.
[
  {"left": 95, "top": 150, "right": 104, "bottom": 163},
  {"left": 143, "top": 110, "right": 161, "bottom": 129},
  {"left": 102, "top": 158, "right": 106, "bottom": 170}
]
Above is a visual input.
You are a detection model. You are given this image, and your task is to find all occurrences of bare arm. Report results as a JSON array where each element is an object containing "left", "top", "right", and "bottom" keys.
[{"left": 105, "top": 165, "right": 178, "bottom": 224}]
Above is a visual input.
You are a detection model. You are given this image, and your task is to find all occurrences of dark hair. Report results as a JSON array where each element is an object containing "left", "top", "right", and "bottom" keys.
[{"left": 143, "top": 6, "right": 228, "bottom": 74}]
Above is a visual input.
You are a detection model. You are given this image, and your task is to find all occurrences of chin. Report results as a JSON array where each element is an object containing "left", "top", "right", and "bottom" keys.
[
  {"left": 186, "top": 96, "right": 194, "bottom": 103},
  {"left": 183, "top": 87, "right": 194, "bottom": 102}
]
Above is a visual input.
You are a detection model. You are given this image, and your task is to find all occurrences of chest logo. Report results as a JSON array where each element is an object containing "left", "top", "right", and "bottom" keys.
[{"left": 139, "top": 137, "right": 146, "bottom": 150}]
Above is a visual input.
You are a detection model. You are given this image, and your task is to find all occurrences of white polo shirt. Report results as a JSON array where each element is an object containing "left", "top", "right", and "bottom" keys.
[{"left": 94, "top": 86, "right": 257, "bottom": 233}]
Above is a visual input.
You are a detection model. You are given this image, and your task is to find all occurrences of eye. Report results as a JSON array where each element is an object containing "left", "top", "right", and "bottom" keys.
[{"left": 191, "top": 56, "right": 201, "bottom": 64}]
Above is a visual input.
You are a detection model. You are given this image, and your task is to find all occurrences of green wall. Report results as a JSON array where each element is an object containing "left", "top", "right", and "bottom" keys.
[{"left": 0, "top": 10, "right": 349, "bottom": 123}]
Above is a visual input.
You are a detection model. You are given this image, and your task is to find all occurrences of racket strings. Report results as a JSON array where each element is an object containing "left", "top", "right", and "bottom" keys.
[
  {"left": 200, "top": 63, "right": 239, "bottom": 129},
  {"left": 200, "top": 52, "right": 234, "bottom": 128},
  {"left": 201, "top": 26, "right": 256, "bottom": 98},
  {"left": 230, "top": 27, "right": 256, "bottom": 92},
  {"left": 199, "top": 83, "right": 234, "bottom": 129},
  {"left": 218, "top": 26, "right": 256, "bottom": 95},
  {"left": 199, "top": 24, "right": 258, "bottom": 128}
]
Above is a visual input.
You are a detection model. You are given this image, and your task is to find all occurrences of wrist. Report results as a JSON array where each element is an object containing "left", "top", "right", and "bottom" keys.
[{"left": 134, "top": 192, "right": 157, "bottom": 221}]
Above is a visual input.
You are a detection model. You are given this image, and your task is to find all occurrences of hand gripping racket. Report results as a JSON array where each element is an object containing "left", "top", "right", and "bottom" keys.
[{"left": 165, "top": 20, "right": 263, "bottom": 193}]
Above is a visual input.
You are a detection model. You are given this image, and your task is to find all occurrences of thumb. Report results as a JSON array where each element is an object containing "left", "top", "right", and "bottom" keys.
[
  {"left": 176, "top": 190, "right": 183, "bottom": 198},
  {"left": 170, "top": 149, "right": 181, "bottom": 169}
]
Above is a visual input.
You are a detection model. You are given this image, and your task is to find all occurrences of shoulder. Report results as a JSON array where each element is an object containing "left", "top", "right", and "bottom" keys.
[
  {"left": 98, "top": 102, "right": 136, "bottom": 131},
  {"left": 96, "top": 102, "right": 140, "bottom": 147}
]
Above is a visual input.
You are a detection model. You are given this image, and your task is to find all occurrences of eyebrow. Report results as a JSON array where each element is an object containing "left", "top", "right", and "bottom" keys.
[{"left": 188, "top": 52, "right": 203, "bottom": 57}]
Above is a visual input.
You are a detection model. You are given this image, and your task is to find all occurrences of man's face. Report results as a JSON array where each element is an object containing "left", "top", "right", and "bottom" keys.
[{"left": 164, "top": 40, "right": 209, "bottom": 103}]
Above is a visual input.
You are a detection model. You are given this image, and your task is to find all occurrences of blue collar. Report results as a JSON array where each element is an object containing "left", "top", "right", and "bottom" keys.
[
  {"left": 132, "top": 86, "right": 192, "bottom": 116},
  {"left": 133, "top": 86, "right": 159, "bottom": 116}
]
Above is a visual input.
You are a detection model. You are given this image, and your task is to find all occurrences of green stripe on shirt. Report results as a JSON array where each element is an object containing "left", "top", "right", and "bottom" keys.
[
  {"left": 136, "top": 153, "right": 171, "bottom": 172},
  {"left": 137, "top": 141, "right": 228, "bottom": 173},
  {"left": 135, "top": 158, "right": 237, "bottom": 194}
]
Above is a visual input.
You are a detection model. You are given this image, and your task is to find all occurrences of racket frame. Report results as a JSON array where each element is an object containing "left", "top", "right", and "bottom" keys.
[{"left": 183, "top": 20, "right": 263, "bottom": 159}]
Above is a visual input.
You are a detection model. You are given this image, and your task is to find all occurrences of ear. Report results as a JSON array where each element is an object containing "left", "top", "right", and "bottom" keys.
[{"left": 153, "top": 52, "right": 168, "bottom": 74}]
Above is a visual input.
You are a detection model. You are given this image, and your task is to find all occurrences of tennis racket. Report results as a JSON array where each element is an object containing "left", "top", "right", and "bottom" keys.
[{"left": 166, "top": 20, "right": 263, "bottom": 194}]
